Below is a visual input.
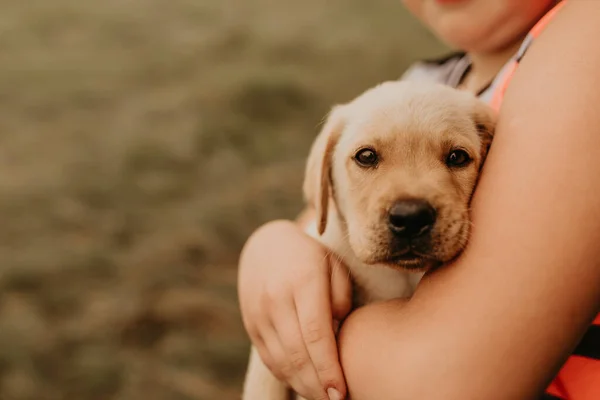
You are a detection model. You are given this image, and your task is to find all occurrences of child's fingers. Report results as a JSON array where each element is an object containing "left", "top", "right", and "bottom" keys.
[
  {"left": 271, "top": 299, "right": 330, "bottom": 400},
  {"left": 258, "top": 322, "right": 311, "bottom": 395},
  {"left": 294, "top": 270, "right": 347, "bottom": 400},
  {"left": 252, "top": 333, "right": 285, "bottom": 382}
]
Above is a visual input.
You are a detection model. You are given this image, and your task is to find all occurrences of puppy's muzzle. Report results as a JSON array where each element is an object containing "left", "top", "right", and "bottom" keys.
[{"left": 388, "top": 199, "right": 436, "bottom": 240}]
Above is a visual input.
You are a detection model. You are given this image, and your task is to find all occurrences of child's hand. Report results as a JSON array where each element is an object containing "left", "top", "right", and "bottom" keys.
[{"left": 238, "top": 219, "right": 352, "bottom": 400}]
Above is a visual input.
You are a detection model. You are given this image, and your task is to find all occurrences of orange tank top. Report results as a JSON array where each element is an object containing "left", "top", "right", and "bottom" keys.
[{"left": 491, "top": 2, "right": 600, "bottom": 399}]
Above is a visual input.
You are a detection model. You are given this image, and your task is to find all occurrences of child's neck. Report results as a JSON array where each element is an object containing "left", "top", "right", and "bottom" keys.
[{"left": 459, "top": 38, "right": 526, "bottom": 94}]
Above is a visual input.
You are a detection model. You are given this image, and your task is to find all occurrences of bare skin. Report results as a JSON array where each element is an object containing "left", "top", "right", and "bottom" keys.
[{"left": 337, "top": 2, "right": 600, "bottom": 399}]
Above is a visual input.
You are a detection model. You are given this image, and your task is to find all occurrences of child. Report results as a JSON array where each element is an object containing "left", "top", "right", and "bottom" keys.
[{"left": 238, "top": 1, "right": 600, "bottom": 399}]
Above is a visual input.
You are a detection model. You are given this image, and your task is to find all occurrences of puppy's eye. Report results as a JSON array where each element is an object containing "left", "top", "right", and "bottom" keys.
[
  {"left": 446, "top": 149, "right": 471, "bottom": 168},
  {"left": 354, "top": 148, "right": 378, "bottom": 167}
]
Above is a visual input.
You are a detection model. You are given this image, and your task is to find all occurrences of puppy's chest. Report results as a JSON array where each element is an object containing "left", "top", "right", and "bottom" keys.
[{"left": 348, "top": 263, "right": 420, "bottom": 308}]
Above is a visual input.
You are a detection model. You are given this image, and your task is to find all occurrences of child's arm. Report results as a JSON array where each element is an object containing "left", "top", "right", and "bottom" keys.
[
  {"left": 238, "top": 212, "right": 352, "bottom": 400},
  {"left": 337, "top": 2, "right": 600, "bottom": 399}
]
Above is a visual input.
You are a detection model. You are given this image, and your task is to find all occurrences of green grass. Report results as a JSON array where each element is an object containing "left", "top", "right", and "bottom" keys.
[{"left": 0, "top": 0, "right": 446, "bottom": 398}]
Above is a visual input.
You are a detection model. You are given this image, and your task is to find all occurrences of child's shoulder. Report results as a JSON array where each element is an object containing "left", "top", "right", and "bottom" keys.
[{"left": 400, "top": 51, "right": 468, "bottom": 87}]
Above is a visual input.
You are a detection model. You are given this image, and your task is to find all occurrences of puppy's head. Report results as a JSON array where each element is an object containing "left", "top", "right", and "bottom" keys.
[{"left": 303, "top": 81, "right": 496, "bottom": 270}]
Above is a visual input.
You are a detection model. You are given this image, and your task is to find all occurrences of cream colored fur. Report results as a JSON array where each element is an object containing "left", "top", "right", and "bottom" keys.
[{"left": 242, "top": 80, "right": 496, "bottom": 400}]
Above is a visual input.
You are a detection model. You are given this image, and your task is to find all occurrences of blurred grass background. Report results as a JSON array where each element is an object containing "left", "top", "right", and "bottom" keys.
[{"left": 0, "top": 0, "right": 447, "bottom": 399}]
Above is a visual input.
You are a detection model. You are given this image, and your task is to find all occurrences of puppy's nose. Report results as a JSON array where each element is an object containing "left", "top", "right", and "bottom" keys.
[{"left": 388, "top": 199, "right": 436, "bottom": 238}]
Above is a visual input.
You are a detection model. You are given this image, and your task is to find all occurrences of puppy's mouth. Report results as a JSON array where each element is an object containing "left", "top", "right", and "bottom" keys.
[
  {"left": 386, "top": 249, "right": 432, "bottom": 270},
  {"left": 384, "top": 231, "right": 435, "bottom": 266},
  {"left": 389, "top": 250, "right": 422, "bottom": 262}
]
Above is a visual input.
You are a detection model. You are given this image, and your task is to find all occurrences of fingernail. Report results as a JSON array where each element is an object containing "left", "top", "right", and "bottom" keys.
[{"left": 328, "top": 388, "right": 342, "bottom": 400}]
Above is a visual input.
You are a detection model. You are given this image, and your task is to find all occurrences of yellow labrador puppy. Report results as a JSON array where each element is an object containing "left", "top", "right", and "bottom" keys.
[{"left": 242, "top": 80, "right": 496, "bottom": 400}]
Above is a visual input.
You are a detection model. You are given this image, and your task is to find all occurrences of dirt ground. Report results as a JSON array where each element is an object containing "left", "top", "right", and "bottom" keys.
[{"left": 0, "top": 0, "right": 446, "bottom": 399}]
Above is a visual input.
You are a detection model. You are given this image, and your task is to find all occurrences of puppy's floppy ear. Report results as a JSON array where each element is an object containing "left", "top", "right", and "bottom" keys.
[
  {"left": 472, "top": 100, "right": 497, "bottom": 162},
  {"left": 303, "top": 105, "right": 346, "bottom": 235}
]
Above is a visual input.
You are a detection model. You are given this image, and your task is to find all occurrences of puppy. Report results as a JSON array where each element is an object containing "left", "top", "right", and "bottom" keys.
[{"left": 242, "top": 80, "right": 496, "bottom": 400}]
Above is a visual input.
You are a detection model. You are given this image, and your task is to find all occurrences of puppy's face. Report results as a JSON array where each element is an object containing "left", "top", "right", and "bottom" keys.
[{"left": 304, "top": 81, "right": 495, "bottom": 270}]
